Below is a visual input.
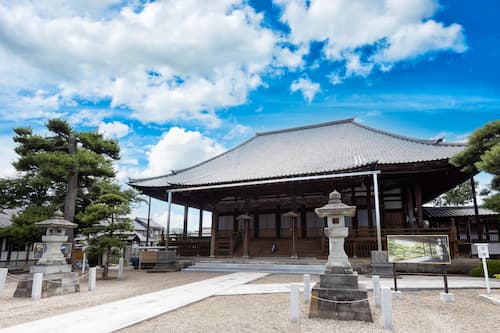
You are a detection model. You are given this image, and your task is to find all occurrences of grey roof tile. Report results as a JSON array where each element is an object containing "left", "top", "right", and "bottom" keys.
[
  {"left": 130, "top": 119, "right": 466, "bottom": 188},
  {"left": 423, "top": 206, "right": 498, "bottom": 218}
]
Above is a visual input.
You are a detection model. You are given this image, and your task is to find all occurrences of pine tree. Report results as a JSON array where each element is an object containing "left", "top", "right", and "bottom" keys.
[
  {"left": 451, "top": 120, "right": 500, "bottom": 212},
  {"left": 78, "top": 181, "right": 139, "bottom": 279},
  {"left": 8, "top": 119, "right": 120, "bottom": 242}
]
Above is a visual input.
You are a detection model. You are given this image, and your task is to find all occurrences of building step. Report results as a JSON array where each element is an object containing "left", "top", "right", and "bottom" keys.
[{"left": 183, "top": 262, "right": 326, "bottom": 275}]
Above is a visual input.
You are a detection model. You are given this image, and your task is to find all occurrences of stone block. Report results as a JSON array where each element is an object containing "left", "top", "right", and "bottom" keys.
[
  {"left": 14, "top": 272, "right": 80, "bottom": 298},
  {"left": 371, "top": 250, "right": 388, "bottom": 264},
  {"left": 320, "top": 273, "right": 359, "bottom": 289}
]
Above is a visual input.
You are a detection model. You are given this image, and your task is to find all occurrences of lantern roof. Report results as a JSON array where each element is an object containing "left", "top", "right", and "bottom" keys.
[
  {"left": 315, "top": 190, "right": 356, "bottom": 218},
  {"left": 35, "top": 210, "right": 78, "bottom": 229}
]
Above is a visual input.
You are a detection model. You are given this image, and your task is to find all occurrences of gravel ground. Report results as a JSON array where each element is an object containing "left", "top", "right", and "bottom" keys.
[
  {"left": 0, "top": 270, "right": 222, "bottom": 329},
  {"left": 2, "top": 271, "right": 499, "bottom": 332},
  {"left": 119, "top": 276, "right": 500, "bottom": 333}
]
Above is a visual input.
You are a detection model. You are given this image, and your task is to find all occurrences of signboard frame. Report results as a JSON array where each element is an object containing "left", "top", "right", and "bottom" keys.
[{"left": 387, "top": 234, "right": 451, "bottom": 265}]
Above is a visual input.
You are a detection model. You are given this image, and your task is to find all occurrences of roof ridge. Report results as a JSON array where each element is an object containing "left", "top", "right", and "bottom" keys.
[
  {"left": 129, "top": 135, "right": 261, "bottom": 184},
  {"left": 255, "top": 118, "right": 355, "bottom": 136},
  {"left": 351, "top": 121, "right": 467, "bottom": 147}
]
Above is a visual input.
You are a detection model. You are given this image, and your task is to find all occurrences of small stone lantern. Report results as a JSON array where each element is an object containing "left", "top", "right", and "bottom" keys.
[
  {"left": 14, "top": 210, "right": 80, "bottom": 298},
  {"left": 32, "top": 210, "right": 77, "bottom": 273},
  {"left": 315, "top": 190, "right": 355, "bottom": 273},
  {"left": 309, "top": 190, "right": 372, "bottom": 322}
]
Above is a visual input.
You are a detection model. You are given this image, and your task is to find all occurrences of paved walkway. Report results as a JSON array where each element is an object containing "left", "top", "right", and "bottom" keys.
[
  {"left": 0, "top": 272, "right": 268, "bottom": 333},
  {"left": 217, "top": 275, "right": 500, "bottom": 296}
]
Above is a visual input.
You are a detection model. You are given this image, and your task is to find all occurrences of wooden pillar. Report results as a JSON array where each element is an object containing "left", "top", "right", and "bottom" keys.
[
  {"left": 300, "top": 205, "right": 307, "bottom": 238},
  {"left": 238, "top": 214, "right": 251, "bottom": 258},
  {"left": 253, "top": 208, "right": 259, "bottom": 239},
  {"left": 366, "top": 179, "right": 374, "bottom": 229},
  {"left": 405, "top": 185, "right": 414, "bottom": 228},
  {"left": 284, "top": 211, "right": 298, "bottom": 259},
  {"left": 496, "top": 220, "right": 500, "bottom": 242},
  {"left": 210, "top": 211, "right": 218, "bottom": 258},
  {"left": 471, "top": 177, "right": 482, "bottom": 240},
  {"left": 233, "top": 209, "right": 239, "bottom": 233},
  {"left": 275, "top": 205, "right": 281, "bottom": 238},
  {"left": 466, "top": 217, "right": 472, "bottom": 242},
  {"left": 182, "top": 205, "right": 189, "bottom": 239},
  {"left": 197, "top": 208, "right": 203, "bottom": 256},
  {"left": 484, "top": 219, "right": 490, "bottom": 241},
  {"left": 351, "top": 187, "right": 358, "bottom": 230},
  {"left": 414, "top": 183, "right": 423, "bottom": 227}
]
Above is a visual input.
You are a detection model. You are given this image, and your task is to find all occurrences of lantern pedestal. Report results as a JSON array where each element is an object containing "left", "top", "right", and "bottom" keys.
[
  {"left": 14, "top": 211, "right": 80, "bottom": 298},
  {"left": 309, "top": 190, "right": 373, "bottom": 322}
]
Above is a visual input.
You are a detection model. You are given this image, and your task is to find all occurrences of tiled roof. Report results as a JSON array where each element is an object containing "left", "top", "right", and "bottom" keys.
[
  {"left": 135, "top": 217, "right": 163, "bottom": 230},
  {"left": 423, "top": 206, "right": 499, "bottom": 218},
  {"left": 130, "top": 118, "right": 466, "bottom": 189}
]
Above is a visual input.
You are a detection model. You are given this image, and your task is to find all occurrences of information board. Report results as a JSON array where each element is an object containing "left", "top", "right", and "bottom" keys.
[{"left": 387, "top": 235, "right": 450, "bottom": 264}]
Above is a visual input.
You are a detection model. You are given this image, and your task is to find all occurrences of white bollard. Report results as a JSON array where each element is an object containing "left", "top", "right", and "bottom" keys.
[
  {"left": 290, "top": 283, "right": 299, "bottom": 322},
  {"left": 303, "top": 274, "right": 311, "bottom": 303},
  {"left": 88, "top": 267, "right": 96, "bottom": 291},
  {"left": 372, "top": 275, "right": 381, "bottom": 308},
  {"left": 0, "top": 268, "right": 8, "bottom": 296},
  {"left": 481, "top": 258, "right": 491, "bottom": 294},
  {"left": 31, "top": 273, "right": 43, "bottom": 301},
  {"left": 118, "top": 258, "right": 124, "bottom": 280},
  {"left": 82, "top": 252, "right": 87, "bottom": 275},
  {"left": 381, "top": 286, "right": 393, "bottom": 330}
]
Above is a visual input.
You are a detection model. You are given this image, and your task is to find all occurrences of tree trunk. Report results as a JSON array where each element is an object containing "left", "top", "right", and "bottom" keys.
[
  {"left": 103, "top": 250, "right": 109, "bottom": 279},
  {"left": 64, "top": 135, "right": 78, "bottom": 243}
]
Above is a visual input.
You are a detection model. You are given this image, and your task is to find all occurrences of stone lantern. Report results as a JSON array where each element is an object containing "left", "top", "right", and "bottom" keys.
[
  {"left": 309, "top": 190, "right": 372, "bottom": 322},
  {"left": 14, "top": 210, "right": 80, "bottom": 298},
  {"left": 315, "top": 190, "right": 355, "bottom": 273},
  {"left": 33, "top": 210, "right": 77, "bottom": 272}
]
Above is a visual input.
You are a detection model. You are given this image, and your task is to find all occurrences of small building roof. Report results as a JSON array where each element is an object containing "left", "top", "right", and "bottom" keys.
[
  {"left": 129, "top": 118, "right": 466, "bottom": 189},
  {"left": 0, "top": 208, "right": 20, "bottom": 228},
  {"left": 135, "top": 217, "right": 163, "bottom": 230},
  {"left": 423, "top": 206, "right": 499, "bottom": 218}
]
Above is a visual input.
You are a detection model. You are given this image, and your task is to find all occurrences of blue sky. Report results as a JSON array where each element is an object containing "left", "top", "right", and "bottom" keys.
[{"left": 0, "top": 0, "right": 498, "bottom": 230}]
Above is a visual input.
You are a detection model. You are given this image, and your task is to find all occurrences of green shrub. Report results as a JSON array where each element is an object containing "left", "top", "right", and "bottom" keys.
[{"left": 470, "top": 259, "right": 500, "bottom": 278}]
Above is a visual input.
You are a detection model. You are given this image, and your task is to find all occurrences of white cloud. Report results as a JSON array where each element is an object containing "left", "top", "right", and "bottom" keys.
[
  {"left": 0, "top": 135, "right": 18, "bottom": 178},
  {"left": 275, "top": 0, "right": 466, "bottom": 81},
  {"left": 0, "top": 1, "right": 296, "bottom": 126},
  {"left": 224, "top": 124, "right": 252, "bottom": 140},
  {"left": 290, "top": 78, "right": 320, "bottom": 103},
  {"left": 141, "top": 127, "right": 226, "bottom": 177},
  {"left": 98, "top": 121, "right": 130, "bottom": 139},
  {"left": 69, "top": 109, "right": 112, "bottom": 127}
]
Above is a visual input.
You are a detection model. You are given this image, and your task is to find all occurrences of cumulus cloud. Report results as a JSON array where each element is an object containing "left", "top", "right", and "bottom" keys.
[
  {"left": 141, "top": 127, "right": 226, "bottom": 177},
  {"left": 0, "top": 0, "right": 467, "bottom": 125},
  {"left": 290, "top": 78, "right": 320, "bottom": 102},
  {"left": 224, "top": 124, "right": 252, "bottom": 140},
  {"left": 0, "top": 135, "right": 18, "bottom": 178},
  {"left": 275, "top": 0, "right": 466, "bottom": 82},
  {"left": 0, "top": 0, "right": 296, "bottom": 126},
  {"left": 98, "top": 121, "right": 130, "bottom": 139}
]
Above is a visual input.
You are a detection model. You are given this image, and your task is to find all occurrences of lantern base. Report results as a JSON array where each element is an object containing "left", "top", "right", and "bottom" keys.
[{"left": 30, "top": 264, "right": 72, "bottom": 275}]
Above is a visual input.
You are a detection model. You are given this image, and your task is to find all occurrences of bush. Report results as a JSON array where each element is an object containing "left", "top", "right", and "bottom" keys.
[{"left": 470, "top": 259, "right": 500, "bottom": 278}]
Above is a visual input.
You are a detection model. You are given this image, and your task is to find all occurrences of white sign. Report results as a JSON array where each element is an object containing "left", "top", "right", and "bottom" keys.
[
  {"left": 475, "top": 243, "right": 490, "bottom": 259},
  {"left": 475, "top": 243, "right": 491, "bottom": 294}
]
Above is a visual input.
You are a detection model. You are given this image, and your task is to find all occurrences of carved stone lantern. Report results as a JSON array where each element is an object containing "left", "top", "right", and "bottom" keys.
[
  {"left": 33, "top": 210, "right": 77, "bottom": 271},
  {"left": 309, "top": 190, "right": 372, "bottom": 322},
  {"left": 14, "top": 210, "right": 80, "bottom": 298},
  {"left": 315, "top": 190, "right": 355, "bottom": 273}
]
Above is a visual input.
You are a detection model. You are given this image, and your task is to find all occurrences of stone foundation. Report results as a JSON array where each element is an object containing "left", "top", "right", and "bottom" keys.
[
  {"left": 309, "top": 272, "right": 373, "bottom": 322},
  {"left": 14, "top": 272, "right": 80, "bottom": 298}
]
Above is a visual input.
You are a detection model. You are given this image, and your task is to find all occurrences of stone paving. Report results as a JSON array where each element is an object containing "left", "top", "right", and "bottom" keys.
[{"left": 0, "top": 272, "right": 268, "bottom": 333}]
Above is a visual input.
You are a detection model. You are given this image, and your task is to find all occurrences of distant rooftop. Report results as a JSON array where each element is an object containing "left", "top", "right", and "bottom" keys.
[
  {"left": 423, "top": 206, "right": 499, "bottom": 218},
  {"left": 130, "top": 118, "right": 466, "bottom": 189}
]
